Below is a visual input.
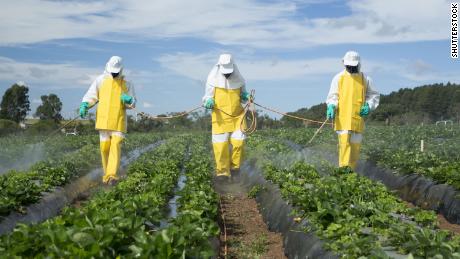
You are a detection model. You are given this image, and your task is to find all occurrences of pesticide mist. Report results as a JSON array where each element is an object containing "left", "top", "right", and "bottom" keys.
[{"left": 0, "top": 142, "right": 46, "bottom": 175}]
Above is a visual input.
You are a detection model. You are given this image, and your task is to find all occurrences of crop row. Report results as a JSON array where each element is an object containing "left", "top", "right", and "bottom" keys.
[
  {"left": 362, "top": 125, "right": 460, "bottom": 160},
  {"left": 0, "top": 132, "right": 162, "bottom": 219},
  {"left": 0, "top": 137, "right": 186, "bottom": 257},
  {"left": 126, "top": 135, "right": 220, "bottom": 257},
  {"left": 361, "top": 125, "right": 460, "bottom": 191},
  {"left": 261, "top": 125, "right": 460, "bottom": 192},
  {"left": 262, "top": 125, "right": 460, "bottom": 161},
  {"left": 368, "top": 149, "right": 460, "bottom": 190},
  {"left": 0, "top": 134, "right": 99, "bottom": 173},
  {"left": 247, "top": 136, "right": 460, "bottom": 258}
]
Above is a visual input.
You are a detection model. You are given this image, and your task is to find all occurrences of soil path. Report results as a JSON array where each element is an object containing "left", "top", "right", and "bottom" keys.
[{"left": 214, "top": 174, "right": 286, "bottom": 259}]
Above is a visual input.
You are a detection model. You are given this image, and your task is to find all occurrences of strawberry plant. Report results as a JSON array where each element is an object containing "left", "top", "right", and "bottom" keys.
[
  {"left": 247, "top": 136, "right": 460, "bottom": 258},
  {"left": 129, "top": 136, "right": 220, "bottom": 258},
  {"left": 0, "top": 132, "right": 163, "bottom": 219},
  {"left": 261, "top": 125, "right": 460, "bottom": 192},
  {"left": 0, "top": 137, "right": 186, "bottom": 257}
]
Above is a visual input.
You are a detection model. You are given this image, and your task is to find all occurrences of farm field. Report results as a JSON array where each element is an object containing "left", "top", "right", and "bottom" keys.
[
  {"left": 0, "top": 126, "right": 459, "bottom": 258},
  {"left": 266, "top": 125, "right": 460, "bottom": 192},
  {"left": 0, "top": 134, "right": 99, "bottom": 173},
  {"left": 1, "top": 0, "right": 457, "bottom": 257},
  {"left": 0, "top": 132, "right": 166, "bottom": 219}
]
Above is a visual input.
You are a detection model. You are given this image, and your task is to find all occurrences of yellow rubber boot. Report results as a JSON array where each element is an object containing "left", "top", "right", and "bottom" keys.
[
  {"left": 230, "top": 138, "right": 244, "bottom": 170},
  {"left": 103, "top": 135, "right": 123, "bottom": 183},
  {"left": 212, "top": 141, "right": 230, "bottom": 176},
  {"left": 338, "top": 133, "right": 351, "bottom": 168},
  {"left": 349, "top": 143, "right": 361, "bottom": 170},
  {"left": 100, "top": 140, "right": 111, "bottom": 176}
]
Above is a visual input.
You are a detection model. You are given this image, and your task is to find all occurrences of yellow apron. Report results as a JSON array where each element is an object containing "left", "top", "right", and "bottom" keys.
[
  {"left": 95, "top": 76, "right": 128, "bottom": 133},
  {"left": 212, "top": 87, "right": 246, "bottom": 134},
  {"left": 334, "top": 73, "right": 366, "bottom": 133}
]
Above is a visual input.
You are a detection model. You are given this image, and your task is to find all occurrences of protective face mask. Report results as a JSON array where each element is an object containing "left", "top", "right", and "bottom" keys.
[
  {"left": 111, "top": 72, "right": 120, "bottom": 78},
  {"left": 223, "top": 73, "right": 232, "bottom": 79},
  {"left": 345, "top": 65, "right": 359, "bottom": 74}
]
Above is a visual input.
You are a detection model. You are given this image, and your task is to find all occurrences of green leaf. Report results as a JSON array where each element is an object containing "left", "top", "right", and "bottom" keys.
[{"left": 71, "top": 232, "right": 95, "bottom": 247}]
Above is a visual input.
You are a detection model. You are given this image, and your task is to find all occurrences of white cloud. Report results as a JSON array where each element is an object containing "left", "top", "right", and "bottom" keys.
[
  {"left": 0, "top": 56, "right": 164, "bottom": 91},
  {"left": 0, "top": 56, "right": 100, "bottom": 89},
  {"left": 405, "top": 59, "right": 435, "bottom": 79},
  {"left": 397, "top": 59, "right": 459, "bottom": 83},
  {"left": 157, "top": 52, "right": 386, "bottom": 81},
  {"left": 157, "top": 52, "right": 460, "bottom": 96},
  {"left": 143, "top": 101, "right": 153, "bottom": 108},
  {"left": 0, "top": 0, "right": 450, "bottom": 48}
]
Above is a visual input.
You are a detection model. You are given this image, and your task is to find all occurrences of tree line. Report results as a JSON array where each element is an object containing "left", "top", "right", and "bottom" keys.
[
  {"left": 282, "top": 82, "right": 460, "bottom": 127},
  {"left": 1, "top": 82, "right": 459, "bottom": 135},
  {"left": 0, "top": 83, "right": 64, "bottom": 135},
  {"left": 0, "top": 83, "right": 63, "bottom": 123}
]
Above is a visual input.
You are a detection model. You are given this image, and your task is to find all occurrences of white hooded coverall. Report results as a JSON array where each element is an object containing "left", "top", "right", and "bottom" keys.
[
  {"left": 82, "top": 57, "right": 136, "bottom": 183},
  {"left": 203, "top": 55, "right": 247, "bottom": 176}
]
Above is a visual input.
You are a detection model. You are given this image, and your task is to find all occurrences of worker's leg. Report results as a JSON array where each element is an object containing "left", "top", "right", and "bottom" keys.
[
  {"left": 349, "top": 132, "right": 363, "bottom": 170},
  {"left": 212, "top": 133, "right": 231, "bottom": 176},
  {"left": 99, "top": 130, "right": 111, "bottom": 178},
  {"left": 230, "top": 130, "right": 245, "bottom": 170},
  {"left": 103, "top": 131, "right": 124, "bottom": 183},
  {"left": 337, "top": 131, "right": 352, "bottom": 168}
]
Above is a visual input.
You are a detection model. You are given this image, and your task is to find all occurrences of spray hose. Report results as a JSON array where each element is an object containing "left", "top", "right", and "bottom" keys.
[
  {"left": 134, "top": 89, "right": 327, "bottom": 140},
  {"left": 135, "top": 106, "right": 202, "bottom": 120},
  {"left": 43, "top": 102, "right": 99, "bottom": 142},
  {"left": 254, "top": 102, "right": 332, "bottom": 126},
  {"left": 43, "top": 114, "right": 81, "bottom": 142},
  {"left": 47, "top": 90, "right": 329, "bottom": 143}
]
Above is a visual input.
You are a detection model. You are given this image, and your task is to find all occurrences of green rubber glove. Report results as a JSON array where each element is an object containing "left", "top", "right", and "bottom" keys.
[
  {"left": 121, "top": 93, "right": 134, "bottom": 105},
  {"left": 79, "top": 102, "right": 89, "bottom": 118},
  {"left": 359, "top": 102, "right": 370, "bottom": 117},
  {"left": 241, "top": 91, "right": 251, "bottom": 102},
  {"left": 326, "top": 104, "right": 336, "bottom": 119},
  {"left": 204, "top": 98, "right": 214, "bottom": 109}
]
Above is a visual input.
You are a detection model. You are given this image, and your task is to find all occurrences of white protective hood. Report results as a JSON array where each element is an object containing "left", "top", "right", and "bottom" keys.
[
  {"left": 206, "top": 63, "right": 245, "bottom": 89},
  {"left": 104, "top": 56, "right": 123, "bottom": 75}
]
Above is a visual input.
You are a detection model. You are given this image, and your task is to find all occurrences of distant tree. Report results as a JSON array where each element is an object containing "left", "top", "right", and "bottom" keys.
[
  {"left": 256, "top": 112, "right": 281, "bottom": 129},
  {"left": 189, "top": 111, "right": 211, "bottom": 130},
  {"left": 0, "top": 83, "right": 30, "bottom": 123},
  {"left": 128, "top": 113, "right": 164, "bottom": 132},
  {"left": 371, "top": 83, "right": 460, "bottom": 124},
  {"left": 168, "top": 111, "right": 193, "bottom": 128},
  {"left": 35, "top": 94, "right": 63, "bottom": 123},
  {"left": 304, "top": 103, "right": 327, "bottom": 122},
  {"left": 281, "top": 112, "right": 304, "bottom": 128},
  {"left": 371, "top": 103, "right": 403, "bottom": 122},
  {"left": 281, "top": 103, "right": 327, "bottom": 128},
  {"left": 450, "top": 102, "right": 460, "bottom": 123}
]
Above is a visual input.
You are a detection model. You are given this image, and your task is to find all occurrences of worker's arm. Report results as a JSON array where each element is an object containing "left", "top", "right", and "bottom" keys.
[
  {"left": 125, "top": 81, "right": 136, "bottom": 109},
  {"left": 241, "top": 84, "right": 247, "bottom": 95},
  {"left": 326, "top": 72, "right": 341, "bottom": 106},
  {"left": 365, "top": 76, "right": 380, "bottom": 110},
  {"left": 82, "top": 75, "right": 104, "bottom": 107},
  {"left": 240, "top": 83, "right": 250, "bottom": 103},
  {"left": 202, "top": 81, "right": 215, "bottom": 105}
]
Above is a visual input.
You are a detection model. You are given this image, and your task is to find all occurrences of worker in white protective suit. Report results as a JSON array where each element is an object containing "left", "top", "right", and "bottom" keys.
[
  {"left": 203, "top": 54, "right": 251, "bottom": 179},
  {"left": 79, "top": 56, "right": 136, "bottom": 185},
  {"left": 326, "top": 51, "right": 380, "bottom": 170}
]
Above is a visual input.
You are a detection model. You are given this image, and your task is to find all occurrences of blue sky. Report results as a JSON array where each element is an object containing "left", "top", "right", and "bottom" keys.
[{"left": 0, "top": 0, "right": 457, "bottom": 118}]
